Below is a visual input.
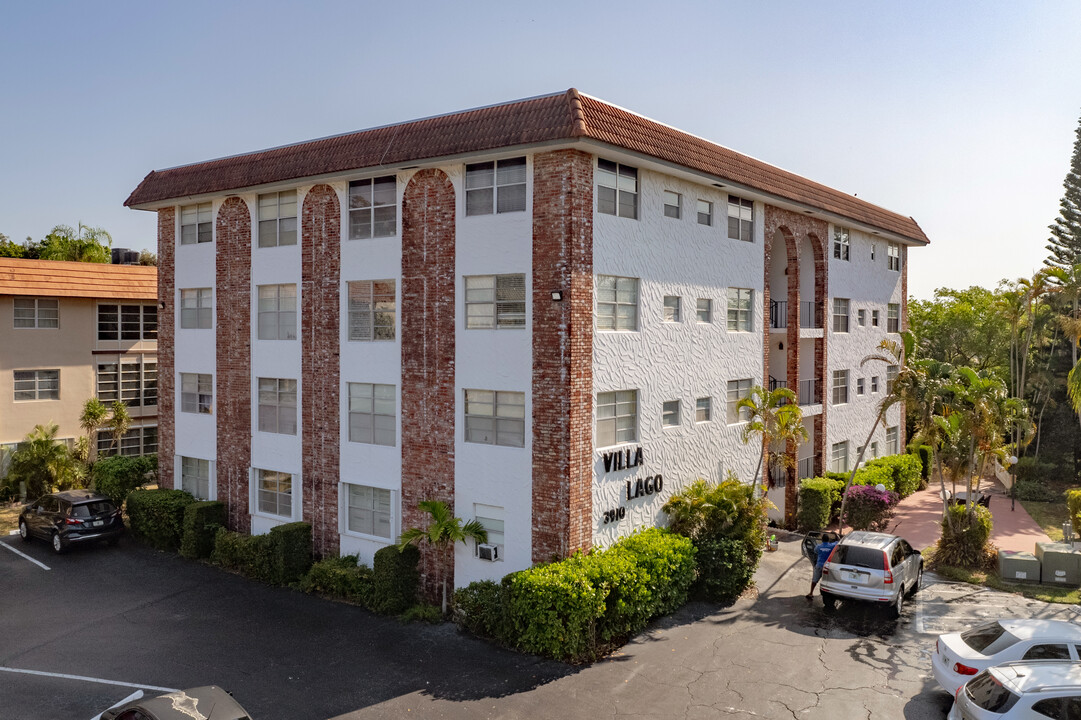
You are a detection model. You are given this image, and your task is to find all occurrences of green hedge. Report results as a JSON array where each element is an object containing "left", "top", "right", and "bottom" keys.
[
  {"left": 797, "top": 477, "right": 843, "bottom": 531},
  {"left": 212, "top": 528, "right": 274, "bottom": 581},
  {"left": 370, "top": 544, "right": 420, "bottom": 615},
  {"left": 453, "top": 580, "right": 508, "bottom": 639},
  {"left": 694, "top": 536, "right": 759, "bottom": 603},
  {"left": 938, "top": 504, "right": 994, "bottom": 568},
  {"left": 1016, "top": 457, "right": 1056, "bottom": 484},
  {"left": 270, "top": 522, "right": 313, "bottom": 583},
  {"left": 867, "top": 454, "right": 922, "bottom": 498},
  {"left": 908, "top": 445, "right": 932, "bottom": 481},
  {"left": 1014, "top": 477, "right": 1058, "bottom": 502},
  {"left": 300, "top": 554, "right": 373, "bottom": 604},
  {"left": 210, "top": 522, "right": 312, "bottom": 584},
  {"left": 617, "top": 528, "right": 696, "bottom": 617},
  {"left": 179, "top": 501, "right": 226, "bottom": 559},
  {"left": 126, "top": 489, "right": 196, "bottom": 551},
  {"left": 92, "top": 454, "right": 157, "bottom": 508},
  {"left": 1068, "top": 490, "right": 1081, "bottom": 536}
]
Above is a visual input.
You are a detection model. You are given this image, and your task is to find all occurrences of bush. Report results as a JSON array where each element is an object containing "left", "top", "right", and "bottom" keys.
[
  {"left": 370, "top": 544, "right": 420, "bottom": 615},
  {"left": 179, "top": 501, "right": 226, "bottom": 559},
  {"left": 908, "top": 445, "right": 933, "bottom": 482},
  {"left": 693, "top": 536, "right": 759, "bottom": 603},
  {"left": 269, "top": 522, "right": 312, "bottom": 584},
  {"left": 92, "top": 454, "right": 156, "bottom": 508},
  {"left": 126, "top": 489, "right": 196, "bottom": 551},
  {"left": 616, "top": 528, "right": 696, "bottom": 617},
  {"left": 453, "top": 580, "right": 508, "bottom": 640},
  {"left": 1015, "top": 457, "right": 1056, "bottom": 484},
  {"left": 301, "top": 555, "right": 373, "bottom": 603},
  {"left": 400, "top": 604, "right": 443, "bottom": 623},
  {"left": 211, "top": 528, "right": 274, "bottom": 582},
  {"left": 936, "top": 504, "right": 995, "bottom": 568},
  {"left": 871, "top": 454, "right": 923, "bottom": 498},
  {"left": 1068, "top": 489, "right": 1081, "bottom": 535},
  {"left": 851, "top": 463, "right": 895, "bottom": 492},
  {"left": 797, "top": 477, "right": 841, "bottom": 532},
  {"left": 841, "top": 484, "right": 898, "bottom": 532},
  {"left": 1013, "top": 477, "right": 1058, "bottom": 502}
]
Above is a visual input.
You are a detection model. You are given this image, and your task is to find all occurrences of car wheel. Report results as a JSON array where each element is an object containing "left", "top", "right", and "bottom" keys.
[
  {"left": 909, "top": 565, "right": 923, "bottom": 597},
  {"left": 821, "top": 591, "right": 837, "bottom": 612},
  {"left": 18, "top": 520, "right": 30, "bottom": 542},
  {"left": 51, "top": 532, "right": 65, "bottom": 555},
  {"left": 890, "top": 587, "right": 905, "bottom": 619}
]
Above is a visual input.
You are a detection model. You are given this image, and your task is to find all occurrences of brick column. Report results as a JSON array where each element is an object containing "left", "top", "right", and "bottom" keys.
[
  {"left": 401, "top": 169, "right": 456, "bottom": 600},
  {"left": 216, "top": 197, "right": 252, "bottom": 533},
  {"left": 156, "top": 208, "right": 176, "bottom": 490},
  {"left": 900, "top": 244, "right": 909, "bottom": 449},
  {"left": 301, "top": 184, "right": 341, "bottom": 558},
  {"left": 531, "top": 149, "right": 594, "bottom": 562}
]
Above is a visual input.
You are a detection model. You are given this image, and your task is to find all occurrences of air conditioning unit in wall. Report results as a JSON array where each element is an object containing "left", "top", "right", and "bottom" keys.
[{"left": 478, "top": 543, "right": 499, "bottom": 562}]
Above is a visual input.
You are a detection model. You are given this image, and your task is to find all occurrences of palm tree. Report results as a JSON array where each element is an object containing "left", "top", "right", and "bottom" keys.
[
  {"left": 736, "top": 385, "right": 806, "bottom": 528},
  {"left": 108, "top": 401, "right": 131, "bottom": 454},
  {"left": 7, "top": 424, "right": 77, "bottom": 498},
  {"left": 398, "top": 500, "right": 488, "bottom": 614},
  {"left": 39, "top": 223, "right": 112, "bottom": 263},
  {"left": 79, "top": 398, "right": 109, "bottom": 463}
]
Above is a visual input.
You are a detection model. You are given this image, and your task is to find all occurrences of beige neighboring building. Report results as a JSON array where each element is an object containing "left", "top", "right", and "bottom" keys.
[{"left": 0, "top": 258, "right": 158, "bottom": 471}]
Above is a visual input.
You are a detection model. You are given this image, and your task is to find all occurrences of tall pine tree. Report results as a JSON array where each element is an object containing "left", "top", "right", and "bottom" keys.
[{"left": 1047, "top": 110, "right": 1081, "bottom": 269}]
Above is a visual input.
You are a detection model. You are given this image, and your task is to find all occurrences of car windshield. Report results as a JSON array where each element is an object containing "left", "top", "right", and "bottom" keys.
[
  {"left": 964, "top": 671, "right": 1020, "bottom": 713},
  {"left": 829, "top": 545, "right": 884, "bottom": 570},
  {"left": 960, "top": 621, "right": 1021, "bottom": 655},
  {"left": 70, "top": 501, "right": 116, "bottom": 518}
]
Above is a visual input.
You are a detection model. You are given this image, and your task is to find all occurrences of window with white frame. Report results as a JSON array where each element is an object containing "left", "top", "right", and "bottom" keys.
[
  {"left": 13, "top": 370, "right": 59, "bottom": 401},
  {"left": 833, "top": 227, "right": 850, "bottom": 261},
  {"left": 345, "top": 483, "right": 392, "bottom": 539},
  {"left": 888, "top": 243, "right": 901, "bottom": 271},
  {"left": 348, "top": 176, "right": 396, "bottom": 239},
  {"left": 180, "top": 288, "right": 213, "bottom": 329},
  {"left": 662, "top": 400, "right": 680, "bottom": 427},
  {"left": 258, "top": 378, "right": 297, "bottom": 435},
  {"left": 257, "top": 191, "right": 298, "bottom": 248},
  {"left": 886, "top": 364, "right": 899, "bottom": 393},
  {"left": 465, "top": 158, "right": 526, "bottom": 216},
  {"left": 257, "top": 284, "right": 297, "bottom": 340},
  {"left": 857, "top": 377, "right": 865, "bottom": 396},
  {"left": 857, "top": 309, "right": 866, "bottom": 327},
  {"left": 596, "top": 275, "right": 638, "bottom": 331},
  {"left": 663, "top": 296, "right": 681, "bottom": 322},
  {"left": 180, "top": 202, "right": 213, "bottom": 245},
  {"left": 14, "top": 298, "right": 58, "bottom": 329},
  {"left": 833, "top": 298, "right": 850, "bottom": 333},
  {"left": 596, "top": 390, "right": 637, "bottom": 447},
  {"left": 256, "top": 469, "right": 292, "bottom": 517},
  {"left": 97, "top": 360, "right": 156, "bottom": 407},
  {"left": 887, "top": 303, "right": 900, "bottom": 333},
  {"left": 697, "top": 199, "right": 712, "bottom": 226},
  {"left": 727, "top": 195, "right": 753, "bottom": 241},
  {"left": 464, "top": 389, "right": 525, "bottom": 447},
  {"left": 871, "top": 376, "right": 879, "bottom": 393},
  {"left": 181, "top": 456, "right": 211, "bottom": 500},
  {"left": 98, "top": 425, "right": 157, "bottom": 458},
  {"left": 474, "top": 504, "right": 504, "bottom": 559},
  {"left": 870, "top": 441, "right": 879, "bottom": 458},
  {"left": 98, "top": 304, "right": 157, "bottom": 341},
  {"left": 348, "top": 280, "right": 396, "bottom": 341},
  {"left": 871, "top": 243, "right": 877, "bottom": 261},
  {"left": 832, "top": 370, "right": 849, "bottom": 405},
  {"left": 696, "top": 397, "right": 712, "bottom": 422},
  {"left": 871, "top": 310, "right": 880, "bottom": 327},
  {"left": 727, "top": 288, "right": 753, "bottom": 332},
  {"left": 596, "top": 159, "right": 637, "bottom": 219},
  {"left": 831, "top": 441, "right": 848, "bottom": 473},
  {"left": 465, "top": 274, "right": 526, "bottom": 329},
  {"left": 696, "top": 298, "right": 712, "bottom": 323},
  {"left": 348, "top": 383, "right": 396, "bottom": 446},
  {"left": 663, "top": 190, "right": 681, "bottom": 219},
  {"left": 180, "top": 373, "right": 212, "bottom": 414},
  {"left": 886, "top": 426, "right": 900, "bottom": 455},
  {"left": 727, "top": 378, "right": 753, "bottom": 424}
]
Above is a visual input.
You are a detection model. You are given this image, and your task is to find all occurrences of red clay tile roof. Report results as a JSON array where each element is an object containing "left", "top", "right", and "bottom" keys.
[
  {"left": 0, "top": 258, "right": 157, "bottom": 300},
  {"left": 126, "top": 89, "right": 928, "bottom": 244}
]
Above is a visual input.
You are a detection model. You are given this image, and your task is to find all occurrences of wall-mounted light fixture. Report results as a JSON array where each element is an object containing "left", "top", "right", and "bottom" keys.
[
  {"left": 551, "top": 291, "right": 564, "bottom": 302},
  {"left": 159, "top": 301, "right": 166, "bottom": 309},
  {"left": 778, "top": 341, "right": 784, "bottom": 350}
]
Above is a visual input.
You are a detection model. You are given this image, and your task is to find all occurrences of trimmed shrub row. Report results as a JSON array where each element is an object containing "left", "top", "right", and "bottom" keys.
[
  {"left": 92, "top": 454, "right": 157, "bottom": 508},
  {"left": 299, "top": 545, "right": 420, "bottom": 617},
  {"left": 179, "top": 501, "right": 227, "bottom": 559},
  {"left": 796, "top": 477, "right": 843, "bottom": 532},
  {"left": 126, "top": 488, "right": 196, "bottom": 551},
  {"left": 797, "top": 452, "right": 923, "bottom": 531},
  {"left": 211, "top": 522, "right": 313, "bottom": 584}
]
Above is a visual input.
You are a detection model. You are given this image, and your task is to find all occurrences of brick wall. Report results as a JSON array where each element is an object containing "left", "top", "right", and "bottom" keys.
[
  {"left": 216, "top": 197, "right": 252, "bottom": 533},
  {"left": 401, "top": 169, "right": 456, "bottom": 600},
  {"left": 301, "top": 184, "right": 341, "bottom": 558},
  {"left": 156, "top": 207, "right": 176, "bottom": 490},
  {"left": 531, "top": 149, "right": 594, "bottom": 562},
  {"left": 900, "top": 244, "right": 908, "bottom": 449}
]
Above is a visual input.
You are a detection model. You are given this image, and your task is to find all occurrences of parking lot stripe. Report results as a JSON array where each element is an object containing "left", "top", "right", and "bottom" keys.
[
  {"left": 0, "top": 666, "right": 177, "bottom": 693},
  {"left": 0, "top": 540, "right": 50, "bottom": 570}
]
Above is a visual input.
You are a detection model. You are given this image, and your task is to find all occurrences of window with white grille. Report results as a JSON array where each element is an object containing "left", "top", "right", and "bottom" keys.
[
  {"left": 465, "top": 274, "right": 526, "bottom": 329},
  {"left": 696, "top": 397, "right": 712, "bottom": 422},
  {"left": 833, "top": 298, "right": 850, "bottom": 333},
  {"left": 257, "top": 378, "right": 297, "bottom": 435},
  {"left": 466, "top": 158, "right": 526, "bottom": 215},
  {"left": 888, "top": 243, "right": 901, "bottom": 271},
  {"left": 727, "top": 195, "right": 753, "bottom": 241},
  {"left": 13, "top": 370, "right": 59, "bottom": 401},
  {"left": 346, "top": 483, "right": 393, "bottom": 539},
  {"left": 697, "top": 199, "right": 712, "bottom": 226},
  {"left": 348, "top": 280, "right": 395, "bottom": 341},
  {"left": 180, "top": 288, "right": 213, "bottom": 329},
  {"left": 727, "top": 379, "right": 752, "bottom": 424},
  {"left": 596, "top": 276, "right": 638, "bottom": 331},
  {"left": 180, "top": 373, "right": 212, "bottom": 414},
  {"left": 831, "top": 442, "right": 848, "bottom": 473},
  {"left": 98, "top": 304, "right": 157, "bottom": 341},
  {"left": 348, "top": 383, "right": 396, "bottom": 446},
  {"left": 597, "top": 159, "right": 637, "bottom": 219},
  {"left": 832, "top": 370, "right": 849, "bottom": 405},
  {"left": 464, "top": 390, "right": 525, "bottom": 447},
  {"left": 663, "top": 296, "right": 681, "bottom": 322},
  {"left": 97, "top": 361, "right": 156, "bottom": 407},
  {"left": 257, "top": 284, "right": 297, "bottom": 341},
  {"left": 180, "top": 202, "right": 212, "bottom": 245},
  {"left": 257, "top": 469, "right": 292, "bottom": 517},
  {"left": 14, "top": 298, "right": 58, "bottom": 329},
  {"left": 727, "top": 288, "right": 752, "bottom": 332},
  {"left": 257, "top": 191, "right": 298, "bottom": 247},
  {"left": 181, "top": 456, "right": 211, "bottom": 500},
  {"left": 597, "top": 390, "right": 637, "bottom": 447},
  {"left": 663, "top": 190, "right": 681, "bottom": 219},
  {"left": 888, "top": 303, "right": 900, "bottom": 333},
  {"left": 348, "top": 176, "right": 396, "bottom": 239},
  {"left": 833, "top": 227, "right": 850, "bottom": 261}
]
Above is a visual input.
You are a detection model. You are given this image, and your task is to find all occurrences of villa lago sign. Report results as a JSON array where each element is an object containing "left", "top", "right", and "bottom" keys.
[{"left": 600, "top": 446, "right": 664, "bottom": 524}]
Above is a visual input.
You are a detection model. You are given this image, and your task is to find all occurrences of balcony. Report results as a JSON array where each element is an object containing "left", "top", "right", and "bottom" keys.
[
  {"left": 770, "top": 300, "right": 787, "bottom": 329},
  {"left": 799, "top": 301, "right": 823, "bottom": 329},
  {"left": 798, "top": 378, "right": 821, "bottom": 406}
]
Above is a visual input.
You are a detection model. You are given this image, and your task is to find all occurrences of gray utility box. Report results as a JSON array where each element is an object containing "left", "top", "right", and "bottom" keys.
[
  {"left": 1035, "top": 542, "right": 1081, "bottom": 586},
  {"left": 999, "top": 550, "right": 1040, "bottom": 583}
]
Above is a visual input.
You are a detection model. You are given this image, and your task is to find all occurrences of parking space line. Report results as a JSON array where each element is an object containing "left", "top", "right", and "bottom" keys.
[
  {"left": 0, "top": 540, "right": 50, "bottom": 570},
  {"left": 0, "top": 666, "right": 177, "bottom": 693}
]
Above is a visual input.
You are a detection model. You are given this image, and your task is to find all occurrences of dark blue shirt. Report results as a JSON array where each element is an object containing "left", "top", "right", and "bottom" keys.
[{"left": 815, "top": 541, "right": 837, "bottom": 567}]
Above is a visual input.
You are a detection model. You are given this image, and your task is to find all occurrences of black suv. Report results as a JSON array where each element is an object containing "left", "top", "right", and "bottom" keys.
[{"left": 18, "top": 490, "right": 124, "bottom": 554}]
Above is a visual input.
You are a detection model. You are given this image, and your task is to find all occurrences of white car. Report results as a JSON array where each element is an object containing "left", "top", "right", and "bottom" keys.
[
  {"left": 948, "top": 661, "right": 1081, "bottom": 719},
  {"left": 933, "top": 619, "right": 1081, "bottom": 696}
]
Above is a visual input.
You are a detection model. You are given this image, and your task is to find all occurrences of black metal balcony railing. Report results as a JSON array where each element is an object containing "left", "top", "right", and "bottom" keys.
[
  {"left": 798, "top": 456, "right": 815, "bottom": 479},
  {"left": 800, "top": 300, "right": 823, "bottom": 329},
  {"left": 770, "top": 299, "right": 787, "bottom": 329},
  {"left": 769, "top": 464, "right": 787, "bottom": 488},
  {"left": 799, "top": 378, "right": 821, "bottom": 406}
]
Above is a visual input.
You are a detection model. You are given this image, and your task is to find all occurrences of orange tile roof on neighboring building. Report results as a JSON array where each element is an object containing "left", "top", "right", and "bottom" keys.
[
  {"left": 0, "top": 258, "right": 157, "bottom": 300},
  {"left": 126, "top": 88, "right": 929, "bottom": 245}
]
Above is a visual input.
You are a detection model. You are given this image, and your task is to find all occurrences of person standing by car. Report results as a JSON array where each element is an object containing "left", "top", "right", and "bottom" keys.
[{"left": 806, "top": 537, "right": 837, "bottom": 600}]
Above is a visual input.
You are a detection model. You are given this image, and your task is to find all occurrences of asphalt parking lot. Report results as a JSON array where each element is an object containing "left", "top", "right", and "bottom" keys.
[{"left": 3, "top": 532, "right": 1079, "bottom": 720}]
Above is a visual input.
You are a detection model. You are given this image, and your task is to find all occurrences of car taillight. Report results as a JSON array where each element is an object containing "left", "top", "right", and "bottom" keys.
[
  {"left": 65, "top": 517, "right": 84, "bottom": 525},
  {"left": 883, "top": 551, "right": 893, "bottom": 584},
  {"left": 954, "top": 662, "right": 978, "bottom": 676},
  {"left": 935, "top": 639, "right": 939, "bottom": 654}
]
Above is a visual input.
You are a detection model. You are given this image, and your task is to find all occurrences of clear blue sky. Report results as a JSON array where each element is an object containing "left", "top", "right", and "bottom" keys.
[{"left": 2, "top": 1, "right": 1079, "bottom": 299}]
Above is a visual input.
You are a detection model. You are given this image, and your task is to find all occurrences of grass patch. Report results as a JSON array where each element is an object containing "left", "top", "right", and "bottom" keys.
[
  {"left": 0, "top": 502, "right": 22, "bottom": 535},
  {"left": 1020, "top": 500, "right": 1069, "bottom": 542},
  {"left": 932, "top": 563, "right": 1081, "bottom": 604}
]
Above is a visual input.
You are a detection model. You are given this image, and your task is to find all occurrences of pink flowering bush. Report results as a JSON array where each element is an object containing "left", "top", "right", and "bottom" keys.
[{"left": 842, "top": 484, "right": 899, "bottom": 532}]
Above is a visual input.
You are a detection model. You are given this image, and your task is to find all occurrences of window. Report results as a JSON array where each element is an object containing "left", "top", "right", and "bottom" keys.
[
  {"left": 871, "top": 243, "right": 877, "bottom": 261},
  {"left": 833, "top": 298, "right": 850, "bottom": 333},
  {"left": 181, "top": 457, "right": 211, "bottom": 500},
  {"left": 663, "top": 190, "right": 681, "bottom": 219},
  {"left": 98, "top": 426, "right": 157, "bottom": 458},
  {"left": 465, "top": 274, "right": 526, "bottom": 329},
  {"left": 696, "top": 397, "right": 712, "bottom": 422},
  {"left": 857, "top": 309, "right": 866, "bottom": 327},
  {"left": 348, "top": 280, "right": 396, "bottom": 341},
  {"left": 596, "top": 159, "right": 637, "bottom": 219},
  {"left": 14, "top": 298, "right": 58, "bottom": 329},
  {"left": 464, "top": 390, "right": 526, "bottom": 447},
  {"left": 13, "top": 370, "right": 59, "bottom": 401},
  {"left": 348, "top": 176, "right": 396, "bottom": 238},
  {"left": 474, "top": 504, "right": 504, "bottom": 559},
  {"left": 346, "top": 483, "right": 392, "bottom": 539},
  {"left": 727, "top": 195, "right": 753, "bottom": 241},
  {"left": 97, "top": 361, "right": 156, "bottom": 407},
  {"left": 258, "top": 378, "right": 297, "bottom": 435},
  {"left": 663, "top": 296, "right": 681, "bottom": 322},
  {"left": 727, "top": 379, "right": 752, "bottom": 424},
  {"left": 696, "top": 298, "right": 712, "bottom": 323},
  {"left": 180, "top": 202, "right": 212, "bottom": 245},
  {"left": 887, "top": 303, "right": 900, "bottom": 333},
  {"left": 727, "top": 288, "right": 753, "bottom": 332},
  {"left": 697, "top": 199, "right": 712, "bottom": 226},
  {"left": 257, "top": 469, "right": 292, "bottom": 517},
  {"left": 870, "top": 441, "right": 879, "bottom": 458},
  {"left": 886, "top": 426, "right": 899, "bottom": 455},
  {"left": 180, "top": 289, "right": 213, "bottom": 329},
  {"left": 886, "top": 364, "right": 899, "bottom": 393},
  {"left": 871, "top": 309, "right": 880, "bottom": 327},
  {"left": 831, "top": 442, "right": 848, "bottom": 473},
  {"left": 662, "top": 400, "right": 680, "bottom": 427},
  {"left": 180, "top": 373, "right": 212, "bottom": 414},
  {"left": 871, "top": 376, "right": 879, "bottom": 393},
  {"left": 465, "top": 158, "right": 526, "bottom": 216},
  {"left": 856, "top": 377, "right": 865, "bottom": 396},
  {"left": 348, "top": 383, "right": 396, "bottom": 446},
  {"left": 257, "top": 191, "right": 298, "bottom": 248},
  {"left": 97, "top": 304, "right": 157, "bottom": 341},
  {"left": 596, "top": 275, "right": 638, "bottom": 331},
  {"left": 257, "top": 284, "right": 297, "bottom": 340},
  {"left": 833, "top": 227, "right": 850, "bottom": 261},
  {"left": 888, "top": 243, "right": 901, "bottom": 271},
  {"left": 597, "top": 390, "right": 637, "bottom": 447},
  {"left": 832, "top": 370, "right": 849, "bottom": 405}
]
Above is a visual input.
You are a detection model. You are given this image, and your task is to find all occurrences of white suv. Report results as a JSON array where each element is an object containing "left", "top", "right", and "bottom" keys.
[
  {"left": 949, "top": 661, "right": 1081, "bottom": 719},
  {"left": 819, "top": 530, "right": 924, "bottom": 617}
]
